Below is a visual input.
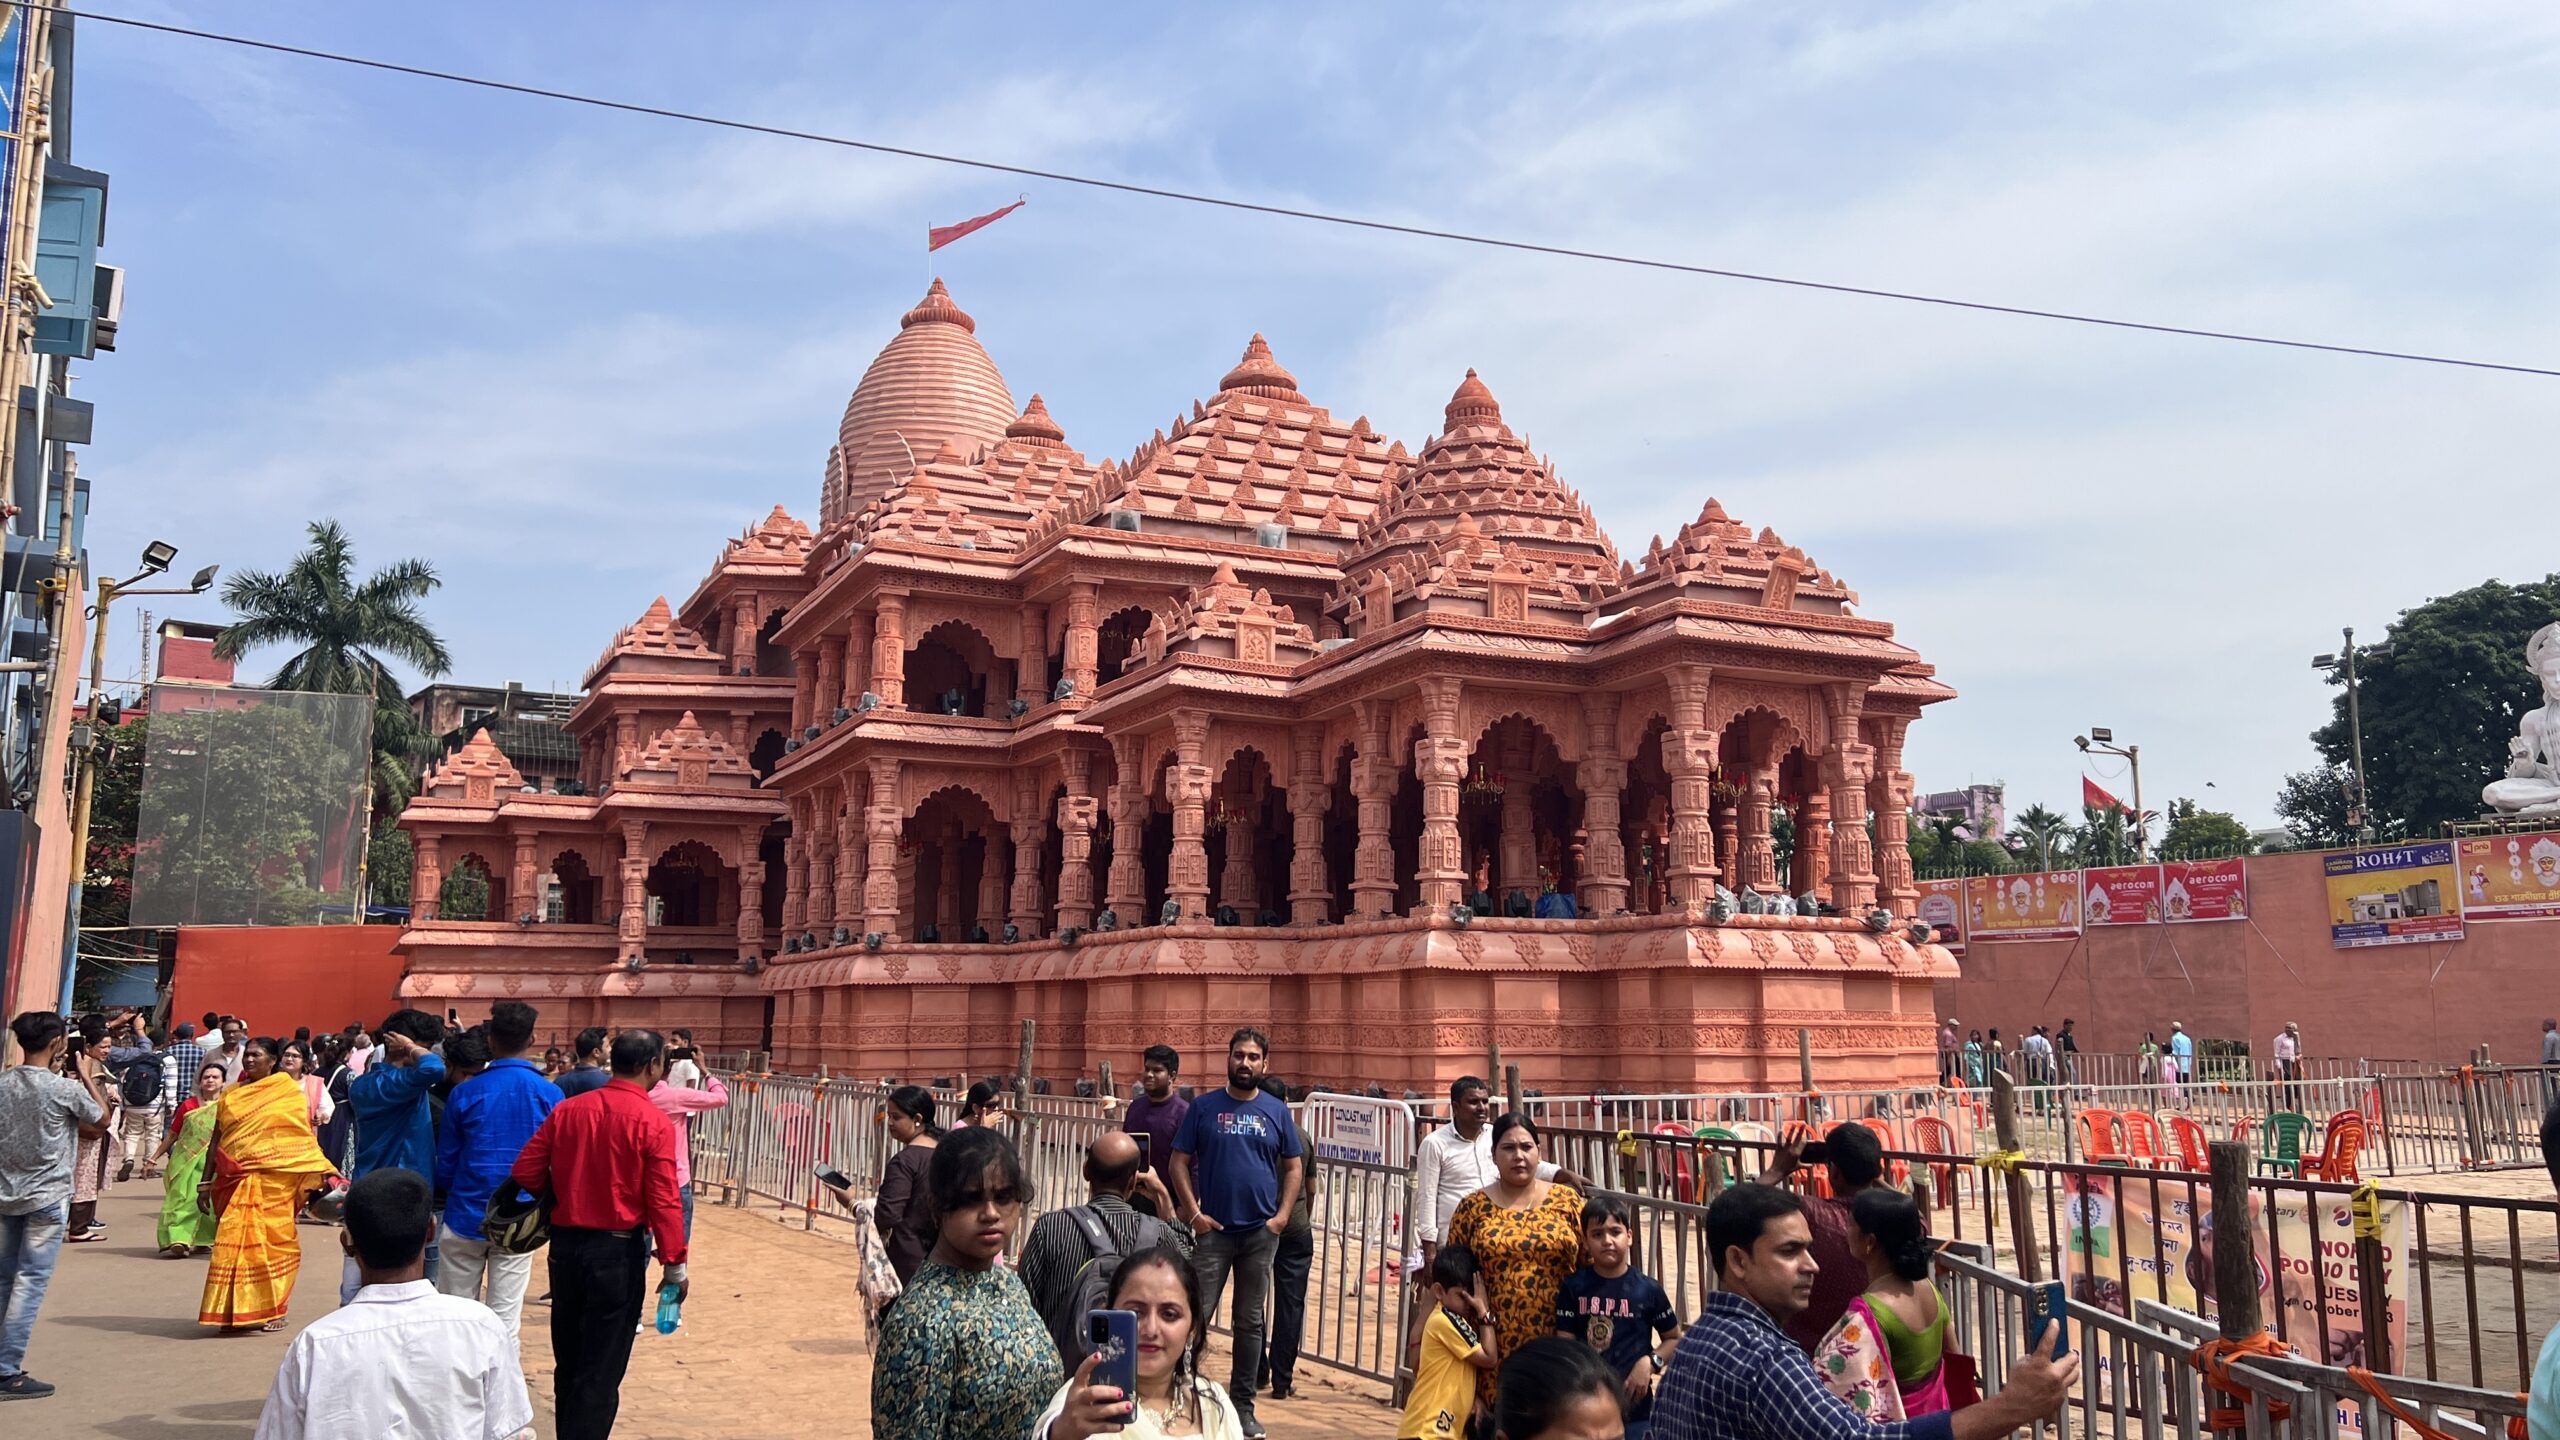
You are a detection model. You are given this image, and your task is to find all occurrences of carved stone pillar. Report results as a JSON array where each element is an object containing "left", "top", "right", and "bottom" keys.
[
  {"left": 1577, "top": 691, "right": 1627, "bottom": 916},
  {"left": 1057, "top": 749, "right": 1099, "bottom": 932},
  {"left": 841, "top": 630, "right": 868, "bottom": 710},
  {"left": 1796, "top": 792, "right": 1832, "bottom": 898},
  {"left": 1218, "top": 799, "right": 1259, "bottom": 916},
  {"left": 805, "top": 787, "right": 837, "bottom": 933},
  {"left": 618, "top": 820, "right": 650, "bottom": 961},
  {"left": 510, "top": 835, "right": 539, "bottom": 922},
  {"left": 614, "top": 715, "right": 639, "bottom": 778},
  {"left": 1009, "top": 811, "right": 1046, "bottom": 938},
  {"left": 1104, "top": 738, "right": 1147, "bottom": 923},
  {"left": 730, "top": 595, "right": 758, "bottom": 674},
  {"left": 781, "top": 802, "right": 809, "bottom": 934},
  {"left": 725, "top": 711, "right": 750, "bottom": 755},
  {"left": 1350, "top": 700, "right": 1398, "bottom": 919},
  {"left": 863, "top": 761, "right": 904, "bottom": 939},
  {"left": 1497, "top": 727, "right": 1537, "bottom": 903},
  {"left": 1414, "top": 679, "right": 1468, "bottom": 912},
  {"left": 1713, "top": 798, "right": 1741, "bottom": 887},
  {"left": 1742, "top": 771, "right": 1781, "bottom": 892},
  {"left": 1286, "top": 728, "right": 1331, "bottom": 926},
  {"left": 815, "top": 644, "right": 843, "bottom": 726},
  {"left": 1167, "top": 717, "right": 1213, "bottom": 924},
  {"left": 834, "top": 803, "right": 862, "bottom": 924},
  {"left": 1869, "top": 715, "right": 1919, "bottom": 913},
  {"left": 975, "top": 829, "right": 1009, "bottom": 936},
  {"left": 1017, "top": 603, "right": 1050, "bottom": 709},
  {"left": 412, "top": 836, "right": 442, "bottom": 923},
  {"left": 736, "top": 824, "right": 766, "bottom": 959},
  {"left": 1823, "top": 684, "right": 1878, "bottom": 911},
  {"left": 792, "top": 661, "right": 818, "bottom": 735},
  {"left": 1664, "top": 671, "right": 1720, "bottom": 910},
  {"left": 1063, "top": 581, "right": 1100, "bottom": 706},
  {"left": 870, "top": 595, "right": 907, "bottom": 710}
]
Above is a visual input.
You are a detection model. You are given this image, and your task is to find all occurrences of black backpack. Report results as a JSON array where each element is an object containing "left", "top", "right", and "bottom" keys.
[
  {"left": 1039, "top": 1205, "right": 1168, "bottom": 1364},
  {"left": 119, "top": 1055, "right": 162, "bottom": 1107}
]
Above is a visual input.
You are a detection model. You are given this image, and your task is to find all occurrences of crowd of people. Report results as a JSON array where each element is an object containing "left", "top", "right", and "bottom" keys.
[{"left": 0, "top": 1000, "right": 726, "bottom": 1436}]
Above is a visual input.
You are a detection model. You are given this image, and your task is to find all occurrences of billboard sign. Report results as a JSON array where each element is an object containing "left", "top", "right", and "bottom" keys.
[
  {"left": 2322, "top": 843, "right": 2462, "bottom": 949},
  {"left": 1916, "top": 877, "right": 1965, "bottom": 954},
  {"left": 2455, "top": 835, "right": 2560, "bottom": 920},
  {"left": 1965, "top": 869, "right": 2083, "bottom": 941},
  {"left": 2162, "top": 858, "right": 2249, "bottom": 923},
  {"left": 2082, "top": 865, "right": 2161, "bottom": 926}
]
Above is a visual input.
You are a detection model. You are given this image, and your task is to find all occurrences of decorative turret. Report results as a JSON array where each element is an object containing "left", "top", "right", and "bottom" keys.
[
  {"left": 622, "top": 711, "right": 756, "bottom": 789},
  {"left": 1147, "top": 561, "right": 1321, "bottom": 668},
  {"left": 1218, "top": 334, "right": 1308, "bottom": 404},
  {"left": 583, "top": 597, "right": 723, "bottom": 687},
  {"left": 420, "top": 730, "right": 524, "bottom": 804},
  {"left": 1614, "top": 497, "right": 1858, "bottom": 615}
]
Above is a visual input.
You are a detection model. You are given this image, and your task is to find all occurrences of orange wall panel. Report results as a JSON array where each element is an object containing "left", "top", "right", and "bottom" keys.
[{"left": 172, "top": 925, "right": 407, "bottom": 1039}]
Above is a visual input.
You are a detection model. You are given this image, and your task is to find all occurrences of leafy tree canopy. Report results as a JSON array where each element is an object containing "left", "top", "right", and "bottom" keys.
[
  {"left": 2159, "top": 797, "right": 2258, "bottom": 860},
  {"left": 2274, "top": 764, "right": 2361, "bottom": 849},
  {"left": 2301, "top": 574, "right": 2560, "bottom": 837}
]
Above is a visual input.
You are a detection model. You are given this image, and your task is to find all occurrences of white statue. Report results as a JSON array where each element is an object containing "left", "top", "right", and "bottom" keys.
[{"left": 2483, "top": 622, "right": 2560, "bottom": 817}]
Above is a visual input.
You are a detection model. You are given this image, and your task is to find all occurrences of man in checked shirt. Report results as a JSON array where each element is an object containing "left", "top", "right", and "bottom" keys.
[{"left": 1652, "top": 1185, "right": 2076, "bottom": 1440}]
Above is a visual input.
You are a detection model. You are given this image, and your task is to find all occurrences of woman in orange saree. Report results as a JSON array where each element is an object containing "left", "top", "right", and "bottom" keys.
[{"left": 197, "top": 1038, "right": 334, "bottom": 1333}]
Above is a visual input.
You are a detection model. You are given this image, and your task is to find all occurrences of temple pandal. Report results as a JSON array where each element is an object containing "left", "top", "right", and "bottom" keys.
[{"left": 396, "top": 281, "right": 1957, "bottom": 1093}]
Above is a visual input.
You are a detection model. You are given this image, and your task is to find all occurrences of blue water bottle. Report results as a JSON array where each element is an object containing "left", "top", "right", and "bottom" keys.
[{"left": 655, "top": 1280, "right": 682, "bottom": 1334}]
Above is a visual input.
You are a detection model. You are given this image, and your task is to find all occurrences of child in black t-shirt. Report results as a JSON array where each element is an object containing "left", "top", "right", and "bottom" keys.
[{"left": 1554, "top": 1192, "right": 1684, "bottom": 1440}]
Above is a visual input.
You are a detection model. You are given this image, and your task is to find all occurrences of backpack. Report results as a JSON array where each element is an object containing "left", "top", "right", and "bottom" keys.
[
  {"left": 1039, "top": 1205, "right": 1168, "bottom": 1364},
  {"left": 119, "top": 1055, "right": 162, "bottom": 1106}
]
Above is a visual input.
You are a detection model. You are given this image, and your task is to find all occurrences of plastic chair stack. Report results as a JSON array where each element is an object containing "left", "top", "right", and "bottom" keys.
[{"left": 2299, "top": 1110, "right": 2366, "bottom": 1181}]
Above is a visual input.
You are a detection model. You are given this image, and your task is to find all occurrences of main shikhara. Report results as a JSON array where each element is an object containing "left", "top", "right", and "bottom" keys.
[{"left": 396, "top": 280, "right": 1956, "bottom": 1091}]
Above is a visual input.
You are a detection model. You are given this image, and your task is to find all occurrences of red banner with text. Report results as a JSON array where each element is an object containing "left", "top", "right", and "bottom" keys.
[
  {"left": 2162, "top": 858, "right": 2248, "bottom": 923},
  {"left": 1916, "top": 877, "right": 1966, "bottom": 954},
  {"left": 2082, "top": 865, "right": 2162, "bottom": 926}
]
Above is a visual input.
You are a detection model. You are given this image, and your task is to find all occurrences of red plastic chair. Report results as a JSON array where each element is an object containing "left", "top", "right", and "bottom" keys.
[
  {"left": 1860, "top": 1117, "right": 1910, "bottom": 1185},
  {"left": 2300, "top": 1111, "right": 2367, "bottom": 1182},
  {"left": 1910, "top": 1115, "right": 1965, "bottom": 1204},
  {"left": 2167, "top": 1114, "right": 2209, "bottom": 1171},
  {"left": 2077, "top": 1108, "right": 2124, "bottom": 1161},
  {"left": 2120, "top": 1112, "right": 2168, "bottom": 1168},
  {"left": 1649, "top": 1121, "right": 1696, "bottom": 1200}
]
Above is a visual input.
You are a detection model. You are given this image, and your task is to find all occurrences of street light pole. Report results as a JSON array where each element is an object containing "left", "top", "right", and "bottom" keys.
[
  {"left": 2312, "top": 629, "right": 2389, "bottom": 847},
  {"left": 2075, "top": 728, "right": 2146, "bottom": 861},
  {"left": 60, "top": 548, "right": 216, "bottom": 1011}
]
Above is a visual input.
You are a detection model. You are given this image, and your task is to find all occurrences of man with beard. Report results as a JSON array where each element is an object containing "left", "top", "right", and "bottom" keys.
[{"left": 1168, "top": 1027, "right": 1302, "bottom": 1440}]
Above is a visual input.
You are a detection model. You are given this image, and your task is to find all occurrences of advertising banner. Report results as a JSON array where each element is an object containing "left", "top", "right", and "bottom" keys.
[
  {"left": 2162, "top": 858, "right": 2249, "bottom": 923},
  {"left": 1965, "top": 869, "right": 2083, "bottom": 940},
  {"left": 2082, "top": 865, "right": 2162, "bottom": 926},
  {"left": 2322, "top": 843, "right": 2463, "bottom": 949},
  {"left": 1916, "top": 877, "right": 1965, "bottom": 954},
  {"left": 2456, "top": 835, "right": 2560, "bottom": 920},
  {"left": 2065, "top": 1173, "right": 2408, "bottom": 1431}
]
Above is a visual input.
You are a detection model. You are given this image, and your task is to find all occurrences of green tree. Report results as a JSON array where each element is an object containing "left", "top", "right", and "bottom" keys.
[
  {"left": 77, "top": 713, "right": 149, "bottom": 930},
  {"left": 1908, "top": 815, "right": 2017, "bottom": 878},
  {"left": 2067, "top": 804, "right": 2146, "bottom": 868},
  {"left": 2159, "top": 797, "right": 2258, "bottom": 860},
  {"left": 2004, "top": 803, "right": 2071, "bottom": 871},
  {"left": 211, "top": 519, "right": 452, "bottom": 813},
  {"left": 2274, "top": 764, "right": 2361, "bottom": 849},
  {"left": 367, "top": 816, "right": 412, "bottom": 921},
  {"left": 2302, "top": 575, "right": 2560, "bottom": 836},
  {"left": 127, "top": 702, "right": 372, "bottom": 926}
]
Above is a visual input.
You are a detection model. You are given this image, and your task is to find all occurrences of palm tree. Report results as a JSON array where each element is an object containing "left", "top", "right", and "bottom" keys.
[
  {"left": 211, "top": 519, "right": 451, "bottom": 810},
  {"left": 2005, "top": 803, "right": 2070, "bottom": 871}
]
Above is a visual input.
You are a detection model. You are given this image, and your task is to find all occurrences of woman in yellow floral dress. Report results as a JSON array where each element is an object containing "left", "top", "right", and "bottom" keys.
[{"left": 1444, "top": 1113, "right": 1584, "bottom": 1406}]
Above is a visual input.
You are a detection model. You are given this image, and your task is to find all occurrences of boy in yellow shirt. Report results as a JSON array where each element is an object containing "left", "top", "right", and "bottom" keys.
[{"left": 1401, "top": 1244, "right": 1502, "bottom": 1439}]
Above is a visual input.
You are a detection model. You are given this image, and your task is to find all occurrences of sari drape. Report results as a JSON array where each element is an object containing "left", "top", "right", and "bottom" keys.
[
  {"left": 157, "top": 1103, "right": 220, "bottom": 1251},
  {"left": 198, "top": 1072, "right": 334, "bottom": 1328},
  {"left": 1816, "top": 1297, "right": 1952, "bottom": 1423}
]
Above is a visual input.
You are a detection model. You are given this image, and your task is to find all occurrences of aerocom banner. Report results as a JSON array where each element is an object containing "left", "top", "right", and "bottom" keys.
[
  {"left": 1916, "top": 877, "right": 1965, "bottom": 954},
  {"left": 2081, "top": 865, "right": 2161, "bottom": 926},
  {"left": 2162, "top": 858, "right": 2248, "bottom": 922}
]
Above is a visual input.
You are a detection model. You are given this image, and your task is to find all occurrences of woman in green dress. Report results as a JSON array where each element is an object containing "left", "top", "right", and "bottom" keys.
[
  {"left": 872, "top": 1125, "right": 1062, "bottom": 1440},
  {"left": 153, "top": 1062, "right": 227, "bottom": 1256}
]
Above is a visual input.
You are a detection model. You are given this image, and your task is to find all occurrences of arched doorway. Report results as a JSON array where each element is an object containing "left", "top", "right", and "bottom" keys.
[
  {"left": 646, "top": 840, "right": 733, "bottom": 929},
  {"left": 1095, "top": 606, "right": 1155, "bottom": 686},
  {"left": 906, "top": 786, "right": 1004, "bottom": 941},
  {"left": 546, "top": 849, "right": 599, "bottom": 924},
  {"left": 1207, "top": 748, "right": 1288, "bottom": 926},
  {"left": 906, "top": 621, "right": 1012, "bottom": 717},
  {"left": 1623, "top": 718, "right": 1672, "bottom": 915},
  {"left": 1460, "top": 715, "right": 1581, "bottom": 916},
  {"left": 440, "top": 852, "right": 500, "bottom": 921}
]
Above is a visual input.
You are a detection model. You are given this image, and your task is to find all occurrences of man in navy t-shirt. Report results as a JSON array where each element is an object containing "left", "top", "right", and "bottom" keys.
[{"left": 1170, "top": 1027, "right": 1302, "bottom": 1440}]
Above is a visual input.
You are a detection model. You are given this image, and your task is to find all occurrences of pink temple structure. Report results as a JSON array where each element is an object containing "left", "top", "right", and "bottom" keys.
[{"left": 396, "top": 281, "right": 1957, "bottom": 1093}]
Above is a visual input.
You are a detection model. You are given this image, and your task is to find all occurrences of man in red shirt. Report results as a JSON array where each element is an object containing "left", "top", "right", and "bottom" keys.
[
  {"left": 1758, "top": 1122, "right": 1896, "bottom": 1355},
  {"left": 509, "top": 1029, "right": 689, "bottom": 1440}
]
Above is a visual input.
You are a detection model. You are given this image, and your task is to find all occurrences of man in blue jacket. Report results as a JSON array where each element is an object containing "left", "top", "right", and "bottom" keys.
[
  {"left": 435, "top": 1001, "right": 560, "bottom": 1342},
  {"left": 340, "top": 1008, "right": 446, "bottom": 1304}
]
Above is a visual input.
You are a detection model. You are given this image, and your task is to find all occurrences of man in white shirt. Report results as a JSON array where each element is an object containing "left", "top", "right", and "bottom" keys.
[
  {"left": 254, "top": 1167, "right": 532, "bottom": 1440},
  {"left": 1404, "top": 1076, "right": 1582, "bottom": 1359},
  {"left": 2272, "top": 1020, "right": 2303, "bottom": 1110}
]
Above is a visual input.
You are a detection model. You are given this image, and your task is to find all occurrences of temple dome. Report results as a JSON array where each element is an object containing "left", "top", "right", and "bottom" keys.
[{"left": 827, "top": 279, "right": 1017, "bottom": 527}]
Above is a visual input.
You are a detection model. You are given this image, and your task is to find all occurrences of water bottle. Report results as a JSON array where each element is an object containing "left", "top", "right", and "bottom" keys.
[{"left": 655, "top": 1280, "right": 682, "bottom": 1334}]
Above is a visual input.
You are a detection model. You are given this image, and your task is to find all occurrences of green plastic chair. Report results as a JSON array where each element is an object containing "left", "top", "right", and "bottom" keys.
[
  {"left": 1695, "top": 1125, "right": 1747, "bottom": 1188},
  {"left": 2257, "top": 1111, "right": 2313, "bottom": 1176}
]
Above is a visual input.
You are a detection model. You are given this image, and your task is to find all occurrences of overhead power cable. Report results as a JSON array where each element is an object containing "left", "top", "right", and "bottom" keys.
[{"left": 32, "top": 2, "right": 2560, "bottom": 379}]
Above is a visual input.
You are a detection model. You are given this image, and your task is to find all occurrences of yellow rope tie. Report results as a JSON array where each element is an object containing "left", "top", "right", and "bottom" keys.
[{"left": 1975, "top": 1149, "right": 2027, "bottom": 1173}]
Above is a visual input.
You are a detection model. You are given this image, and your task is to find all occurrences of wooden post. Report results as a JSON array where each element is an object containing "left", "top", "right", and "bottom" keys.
[
  {"left": 1015, "top": 1019, "right": 1036, "bottom": 1117},
  {"left": 2207, "top": 1140, "right": 2262, "bottom": 1339},
  {"left": 1798, "top": 1027, "right": 1815, "bottom": 1102},
  {"left": 1990, "top": 1070, "right": 2041, "bottom": 1280},
  {"left": 1098, "top": 1059, "right": 1115, "bottom": 1105},
  {"left": 1487, "top": 1040, "right": 1503, "bottom": 1091},
  {"left": 1504, "top": 1063, "right": 1523, "bottom": 1118},
  {"left": 2355, "top": 1229, "right": 2391, "bottom": 1371}
]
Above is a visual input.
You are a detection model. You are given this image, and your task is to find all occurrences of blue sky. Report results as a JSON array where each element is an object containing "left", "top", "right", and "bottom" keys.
[{"left": 66, "top": 1, "right": 2560, "bottom": 828}]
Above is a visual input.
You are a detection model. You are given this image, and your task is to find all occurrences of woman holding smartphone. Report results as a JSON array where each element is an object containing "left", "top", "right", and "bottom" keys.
[
  {"left": 1039, "top": 1240, "right": 1243, "bottom": 1440},
  {"left": 873, "top": 1126, "right": 1060, "bottom": 1440}
]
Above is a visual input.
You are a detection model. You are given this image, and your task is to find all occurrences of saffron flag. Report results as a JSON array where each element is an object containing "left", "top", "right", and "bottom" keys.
[
  {"left": 928, "top": 198, "right": 1025, "bottom": 251},
  {"left": 2082, "top": 775, "right": 2126, "bottom": 812}
]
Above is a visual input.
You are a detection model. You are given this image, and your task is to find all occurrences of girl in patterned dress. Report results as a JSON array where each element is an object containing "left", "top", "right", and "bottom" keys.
[{"left": 872, "top": 1125, "right": 1062, "bottom": 1440}]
